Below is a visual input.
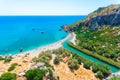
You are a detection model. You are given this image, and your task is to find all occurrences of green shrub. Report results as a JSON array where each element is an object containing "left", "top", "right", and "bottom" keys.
[
  {"left": 72, "top": 52, "right": 93, "bottom": 63},
  {"left": 109, "top": 77, "right": 120, "bottom": 80},
  {"left": 38, "top": 51, "right": 52, "bottom": 59},
  {"left": 83, "top": 61, "right": 93, "bottom": 69},
  {"left": 48, "top": 68, "right": 53, "bottom": 77},
  {"left": 25, "top": 68, "right": 46, "bottom": 80},
  {"left": 22, "top": 60, "right": 27, "bottom": 63},
  {"left": 96, "top": 71, "right": 104, "bottom": 79},
  {"left": 92, "top": 63, "right": 111, "bottom": 76},
  {"left": 62, "top": 52, "right": 71, "bottom": 58},
  {"left": 47, "top": 68, "right": 57, "bottom": 80},
  {"left": 72, "top": 54, "right": 81, "bottom": 64},
  {"left": 33, "top": 51, "right": 52, "bottom": 64},
  {"left": 92, "top": 63, "right": 100, "bottom": 73},
  {"left": 68, "top": 58, "right": 79, "bottom": 70},
  {"left": 8, "top": 63, "right": 18, "bottom": 71},
  {"left": 0, "top": 72, "right": 17, "bottom": 80},
  {"left": 32, "top": 57, "right": 39, "bottom": 63},
  {"left": 0, "top": 56, "right": 4, "bottom": 61},
  {"left": 4, "top": 57, "right": 12, "bottom": 63},
  {"left": 54, "top": 55, "right": 62, "bottom": 65}
]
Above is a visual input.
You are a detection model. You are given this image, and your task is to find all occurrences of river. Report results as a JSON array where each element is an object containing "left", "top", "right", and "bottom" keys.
[{"left": 63, "top": 40, "right": 120, "bottom": 73}]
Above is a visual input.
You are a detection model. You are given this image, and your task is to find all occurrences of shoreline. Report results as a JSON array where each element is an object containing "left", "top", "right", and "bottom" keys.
[
  {"left": 0, "top": 32, "right": 76, "bottom": 75},
  {"left": 13, "top": 33, "right": 73, "bottom": 57},
  {"left": 70, "top": 32, "right": 76, "bottom": 45}
]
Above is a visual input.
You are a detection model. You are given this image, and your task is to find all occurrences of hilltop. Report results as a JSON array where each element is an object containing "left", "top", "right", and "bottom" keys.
[{"left": 64, "top": 4, "right": 120, "bottom": 31}]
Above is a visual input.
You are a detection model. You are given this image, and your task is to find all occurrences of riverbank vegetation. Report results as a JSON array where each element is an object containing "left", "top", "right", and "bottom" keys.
[
  {"left": 68, "top": 41, "right": 120, "bottom": 69},
  {"left": 72, "top": 26, "right": 120, "bottom": 68}
]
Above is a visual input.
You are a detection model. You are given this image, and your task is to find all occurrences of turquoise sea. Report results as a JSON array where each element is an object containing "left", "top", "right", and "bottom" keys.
[{"left": 0, "top": 16, "right": 86, "bottom": 55}]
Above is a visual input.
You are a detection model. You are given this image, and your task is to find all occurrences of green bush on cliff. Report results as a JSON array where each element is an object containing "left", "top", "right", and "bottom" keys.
[
  {"left": 96, "top": 71, "right": 104, "bottom": 79},
  {"left": 54, "top": 55, "right": 62, "bottom": 65},
  {"left": 0, "top": 72, "right": 17, "bottom": 80},
  {"left": 0, "top": 56, "right": 4, "bottom": 61},
  {"left": 8, "top": 63, "right": 18, "bottom": 71},
  {"left": 83, "top": 61, "right": 93, "bottom": 69},
  {"left": 4, "top": 57, "right": 12, "bottom": 63},
  {"left": 25, "top": 68, "right": 46, "bottom": 80},
  {"left": 68, "top": 58, "right": 79, "bottom": 70},
  {"left": 32, "top": 50, "right": 52, "bottom": 63}
]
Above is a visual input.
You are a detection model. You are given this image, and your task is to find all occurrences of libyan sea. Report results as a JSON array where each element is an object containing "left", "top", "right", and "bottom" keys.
[{"left": 0, "top": 16, "right": 86, "bottom": 56}]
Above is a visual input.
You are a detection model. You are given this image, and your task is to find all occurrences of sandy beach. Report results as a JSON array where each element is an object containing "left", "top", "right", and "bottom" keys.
[{"left": 16, "top": 33, "right": 73, "bottom": 57}]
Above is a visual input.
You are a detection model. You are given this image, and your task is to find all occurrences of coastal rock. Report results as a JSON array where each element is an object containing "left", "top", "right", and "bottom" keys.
[
  {"left": 32, "top": 62, "right": 46, "bottom": 70},
  {"left": 18, "top": 72, "right": 25, "bottom": 77},
  {"left": 64, "top": 4, "right": 120, "bottom": 31}
]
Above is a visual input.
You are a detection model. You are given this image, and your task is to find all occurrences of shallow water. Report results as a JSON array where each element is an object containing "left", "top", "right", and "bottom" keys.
[{"left": 0, "top": 16, "right": 86, "bottom": 55}]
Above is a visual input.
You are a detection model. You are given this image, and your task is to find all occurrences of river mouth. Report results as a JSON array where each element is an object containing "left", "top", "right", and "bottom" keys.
[{"left": 62, "top": 40, "right": 120, "bottom": 73}]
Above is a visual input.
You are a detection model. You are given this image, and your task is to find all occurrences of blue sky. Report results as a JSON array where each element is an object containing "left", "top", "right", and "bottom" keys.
[{"left": 0, "top": 0, "right": 120, "bottom": 15}]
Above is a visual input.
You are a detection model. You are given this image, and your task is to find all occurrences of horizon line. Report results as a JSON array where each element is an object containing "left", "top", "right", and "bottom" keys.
[{"left": 0, "top": 14, "right": 88, "bottom": 16}]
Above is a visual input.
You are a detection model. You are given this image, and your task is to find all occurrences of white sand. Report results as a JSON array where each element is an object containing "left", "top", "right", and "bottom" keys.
[
  {"left": 16, "top": 33, "right": 72, "bottom": 56},
  {"left": 70, "top": 32, "right": 76, "bottom": 45}
]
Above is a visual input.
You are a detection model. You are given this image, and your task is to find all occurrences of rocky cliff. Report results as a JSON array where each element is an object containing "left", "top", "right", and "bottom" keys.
[{"left": 64, "top": 4, "right": 120, "bottom": 31}]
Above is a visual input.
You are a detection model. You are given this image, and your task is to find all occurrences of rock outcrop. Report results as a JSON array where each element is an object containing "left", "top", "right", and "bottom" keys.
[{"left": 64, "top": 4, "right": 120, "bottom": 31}]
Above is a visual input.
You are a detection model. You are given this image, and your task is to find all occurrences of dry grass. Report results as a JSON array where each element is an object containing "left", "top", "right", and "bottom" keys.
[
  {"left": 0, "top": 54, "right": 33, "bottom": 75},
  {"left": 50, "top": 56, "right": 99, "bottom": 80}
]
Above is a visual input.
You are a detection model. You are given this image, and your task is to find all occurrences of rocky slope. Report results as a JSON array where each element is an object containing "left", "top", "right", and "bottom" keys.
[{"left": 64, "top": 4, "right": 120, "bottom": 31}]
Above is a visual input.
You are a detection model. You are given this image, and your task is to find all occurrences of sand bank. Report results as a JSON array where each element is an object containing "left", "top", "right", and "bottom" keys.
[{"left": 18, "top": 33, "right": 72, "bottom": 56}]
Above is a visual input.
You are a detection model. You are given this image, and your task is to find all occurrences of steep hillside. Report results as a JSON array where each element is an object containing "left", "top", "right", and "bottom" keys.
[
  {"left": 63, "top": 4, "right": 120, "bottom": 75},
  {"left": 64, "top": 4, "right": 120, "bottom": 31}
]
